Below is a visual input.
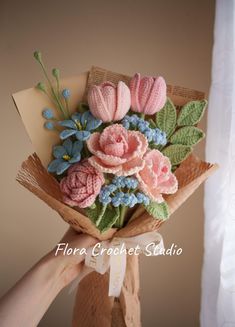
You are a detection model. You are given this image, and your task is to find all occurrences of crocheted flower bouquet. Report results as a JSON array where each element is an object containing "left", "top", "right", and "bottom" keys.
[{"left": 13, "top": 53, "right": 217, "bottom": 327}]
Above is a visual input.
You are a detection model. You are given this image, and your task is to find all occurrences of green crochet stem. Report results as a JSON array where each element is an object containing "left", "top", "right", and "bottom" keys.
[
  {"left": 34, "top": 51, "right": 69, "bottom": 119},
  {"left": 116, "top": 205, "right": 127, "bottom": 228}
]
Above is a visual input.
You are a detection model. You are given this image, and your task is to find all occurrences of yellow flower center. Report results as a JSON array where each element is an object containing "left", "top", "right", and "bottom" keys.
[
  {"left": 63, "top": 154, "right": 71, "bottom": 161},
  {"left": 76, "top": 121, "right": 82, "bottom": 130}
]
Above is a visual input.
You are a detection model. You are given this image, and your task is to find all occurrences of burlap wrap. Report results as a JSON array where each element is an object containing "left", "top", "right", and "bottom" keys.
[{"left": 15, "top": 67, "right": 218, "bottom": 326}]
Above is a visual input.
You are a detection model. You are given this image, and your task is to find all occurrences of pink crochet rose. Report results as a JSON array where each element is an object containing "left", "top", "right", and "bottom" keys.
[
  {"left": 87, "top": 124, "right": 148, "bottom": 176},
  {"left": 87, "top": 81, "right": 131, "bottom": 122},
  {"left": 130, "top": 73, "right": 167, "bottom": 115},
  {"left": 60, "top": 160, "right": 105, "bottom": 208},
  {"left": 136, "top": 149, "right": 178, "bottom": 203}
]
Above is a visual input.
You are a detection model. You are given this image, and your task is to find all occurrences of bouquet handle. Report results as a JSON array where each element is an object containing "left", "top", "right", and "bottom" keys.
[{"left": 72, "top": 255, "right": 141, "bottom": 327}]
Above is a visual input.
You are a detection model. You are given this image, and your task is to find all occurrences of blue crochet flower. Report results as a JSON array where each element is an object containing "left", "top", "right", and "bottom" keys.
[
  {"left": 121, "top": 194, "right": 131, "bottom": 206},
  {"left": 112, "top": 176, "right": 126, "bottom": 188},
  {"left": 121, "top": 115, "right": 167, "bottom": 145},
  {"left": 59, "top": 111, "right": 102, "bottom": 141},
  {"left": 42, "top": 108, "right": 54, "bottom": 119},
  {"left": 136, "top": 192, "right": 150, "bottom": 206},
  {"left": 44, "top": 121, "right": 54, "bottom": 130},
  {"left": 127, "top": 193, "right": 138, "bottom": 208},
  {"left": 112, "top": 192, "right": 125, "bottom": 207},
  {"left": 112, "top": 176, "right": 138, "bottom": 189},
  {"left": 152, "top": 129, "right": 167, "bottom": 145},
  {"left": 48, "top": 139, "right": 83, "bottom": 175},
  {"left": 137, "top": 120, "right": 150, "bottom": 133},
  {"left": 99, "top": 187, "right": 112, "bottom": 205},
  {"left": 123, "top": 177, "right": 138, "bottom": 189},
  {"left": 62, "top": 89, "right": 71, "bottom": 99}
]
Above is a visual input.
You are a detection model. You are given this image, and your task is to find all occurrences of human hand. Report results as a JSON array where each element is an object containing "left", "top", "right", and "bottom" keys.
[
  {"left": 45, "top": 228, "right": 98, "bottom": 290},
  {"left": 0, "top": 228, "right": 97, "bottom": 327}
]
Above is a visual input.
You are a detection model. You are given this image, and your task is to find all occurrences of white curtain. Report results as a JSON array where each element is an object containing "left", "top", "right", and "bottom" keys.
[{"left": 201, "top": 0, "right": 235, "bottom": 326}]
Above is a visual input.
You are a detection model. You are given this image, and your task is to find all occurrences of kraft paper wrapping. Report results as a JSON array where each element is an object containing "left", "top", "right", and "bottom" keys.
[{"left": 14, "top": 67, "right": 218, "bottom": 327}]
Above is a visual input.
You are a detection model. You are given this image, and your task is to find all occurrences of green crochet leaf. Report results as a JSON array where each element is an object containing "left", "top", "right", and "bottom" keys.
[
  {"left": 145, "top": 201, "right": 169, "bottom": 220},
  {"left": 85, "top": 203, "right": 120, "bottom": 233},
  {"left": 156, "top": 98, "right": 177, "bottom": 136},
  {"left": 177, "top": 100, "right": 207, "bottom": 126},
  {"left": 98, "top": 206, "right": 120, "bottom": 233},
  {"left": 162, "top": 144, "right": 192, "bottom": 165},
  {"left": 170, "top": 126, "right": 205, "bottom": 146},
  {"left": 85, "top": 201, "right": 104, "bottom": 224}
]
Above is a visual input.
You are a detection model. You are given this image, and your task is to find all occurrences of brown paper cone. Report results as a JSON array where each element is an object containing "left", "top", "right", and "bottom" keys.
[
  {"left": 72, "top": 255, "right": 140, "bottom": 327},
  {"left": 14, "top": 67, "right": 218, "bottom": 326}
]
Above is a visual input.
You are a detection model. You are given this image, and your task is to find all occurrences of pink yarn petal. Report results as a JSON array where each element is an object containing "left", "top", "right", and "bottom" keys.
[
  {"left": 114, "top": 81, "right": 131, "bottom": 120},
  {"left": 60, "top": 178, "right": 71, "bottom": 196},
  {"left": 88, "top": 133, "right": 126, "bottom": 165},
  {"left": 136, "top": 175, "right": 164, "bottom": 203},
  {"left": 79, "top": 194, "right": 97, "bottom": 208},
  {"left": 130, "top": 73, "right": 141, "bottom": 112},
  {"left": 139, "top": 77, "right": 154, "bottom": 111},
  {"left": 138, "top": 165, "right": 158, "bottom": 188},
  {"left": 144, "top": 149, "right": 168, "bottom": 176},
  {"left": 67, "top": 173, "right": 83, "bottom": 188},
  {"left": 88, "top": 156, "right": 122, "bottom": 174},
  {"left": 118, "top": 157, "right": 145, "bottom": 176},
  {"left": 88, "top": 85, "right": 112, "bottom": 122},
  {"left": 99, "top": 124, "right": 128, "bottom": 150},
  {"left": 77, "top": 172, "right": 88, "bottom": 186},
  {"left": 134, "top": 131, "right": 148, "bottom": 156},
  {"left": 124, "top": 133, "right": 140, "bottom": 157},
  {"left": 86, "top": 174, "right": 93, "bottom": 195},
  {"left": 71, "top": 186, "right": 87, "bottom": 195},
  {"left": 92, "top": 175, "right": 102, "bottom": 194},
  {"left": 70, "top": 190, "right": 89, "bottom": 202},
  {"left": 63, "top": 196, "right": 80, "bottom": 207},
  {"left": 104, "top": 142, "right": 125, "bottom": 157},
  {"left": 136, "top": 149, "right": 178, "bottom": 202},
  {"left": 95, "top": 152, "right": 127, "bottom": 166},
  {"left": 86, "top": 132, "right": 102, "bottom": 154},
  {"left": 97, "top": 171, "right": 105, "bottom": 185},
  {"left": 145, "top": 76, "right": 167, "bottom": 115},
  {"left": 68, "top": 161, "right": 95, "bottom": 175},
  {"left": 157, "top": 173, "right": 178, "bottom": 194},
  {"left": 100, "top": 82, "right": 116, "bottom": 119},
  {"left": 122, "top": 131, "right": 148, "bottom": 161}
]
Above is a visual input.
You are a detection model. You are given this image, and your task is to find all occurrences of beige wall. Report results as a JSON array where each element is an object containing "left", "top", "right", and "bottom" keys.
[{"left": 0, "top": 0, "right": 214, "bottom": 326}]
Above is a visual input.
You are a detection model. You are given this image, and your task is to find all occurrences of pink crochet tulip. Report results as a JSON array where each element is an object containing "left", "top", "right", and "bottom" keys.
[
  {"left": 130, "top": 73, "right": 167, "bottom": 115},
  {"left": 87, "top": 81, "right": 131, "bottom": 122},
  {"left": 87, "top": 124, "right": 148, "bottom": 176},
  {"left": 136, "top": 149, "right": 178, "bottom": 203},
  {"left": 60, "top": 160, "right": 105, "bottom": 208}
]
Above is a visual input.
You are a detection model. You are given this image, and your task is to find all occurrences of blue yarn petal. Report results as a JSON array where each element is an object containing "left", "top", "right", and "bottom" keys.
[
  {"left": 63, "top": 139, "right": 73, "bottom": 155},
  {"left": 69, "top": 153, "right": 81, "bottom": 164},
  {"left": 75, "top": 130, "right": 90, "bottom": 141},
  {"left": 72, "top": 141, "right": 83, "bottom": 156},
  {"left": 56, "top": 161, "right": 71, "bottom": 175},
  {"left": 53, "top": 145, "right": 66, "bottom": 159},
  {"left": 48, "top": 159, "right": 63, "bottom": 173},
  {"left": 60, "top": 129, "right": 77, "bottom": 140},
  {"left": 71, "top": 112, "right": 82, "bottom": 123},
  {"left": 81, "top": 111, "right": 90, "bottom": 126},
  {"left": 58, "top": 120, "right": 77, "bottom": 129},
  {"left": 86, "top": 117, "right": 102, "bottom": 131}
]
